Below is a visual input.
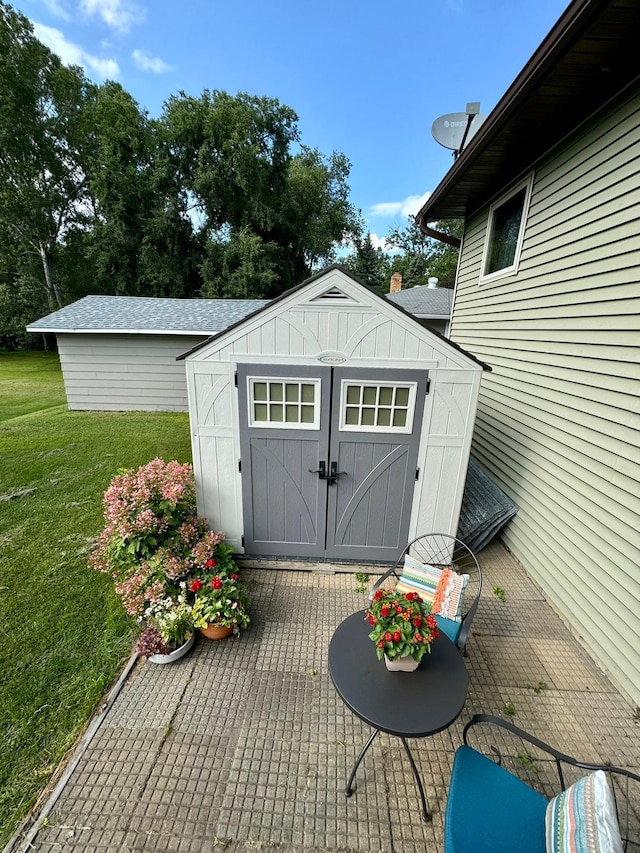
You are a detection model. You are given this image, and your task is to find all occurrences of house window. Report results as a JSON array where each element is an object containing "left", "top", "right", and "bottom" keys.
[
  {"left": 248, "top": 378, "right": 320, "bottom": 429},
  {"left": 480, "top": 174, "right": 533, "bottom": 282},
  {"left": 340, "top": 382, "right": 416, "bottom": 433}
]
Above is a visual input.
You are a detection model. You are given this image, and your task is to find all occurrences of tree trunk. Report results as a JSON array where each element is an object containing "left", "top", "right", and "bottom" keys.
[{"left": 39, "top": 243, "right": 63, "bottom": 309}]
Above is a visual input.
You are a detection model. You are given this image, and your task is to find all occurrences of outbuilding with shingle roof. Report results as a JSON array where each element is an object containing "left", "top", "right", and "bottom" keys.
[{"left": 27, "top": 295, "right": 268, "bottom": 411}]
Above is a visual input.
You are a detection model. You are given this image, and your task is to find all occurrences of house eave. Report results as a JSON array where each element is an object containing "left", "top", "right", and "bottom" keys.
[{"left": 417, "top": 0, "right": 640, "bottom": 223}]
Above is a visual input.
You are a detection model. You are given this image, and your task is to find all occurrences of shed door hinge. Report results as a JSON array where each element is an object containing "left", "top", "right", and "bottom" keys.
[
  {"left": 426, "top": 378, "right": 431, "bottom": 394},
  {"left": 415, "top": 468, "right": 420, "bottom": 481},
  {"left": 241, "top": 535, "right": 245, "bottom": 547},
  {"left": 234, "top": 371, "right": 238, "bottom": 387},
  {"left": 238, "top": 459, "right": 242, "bottom": 473}
]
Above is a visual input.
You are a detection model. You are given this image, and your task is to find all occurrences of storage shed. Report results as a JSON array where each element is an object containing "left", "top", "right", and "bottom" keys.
[
  {"left": 26, "top": 295, "right": 268, "bottom": 411},
  {"left": 181, "top": 266, "right": 489, "bottom": 563}
]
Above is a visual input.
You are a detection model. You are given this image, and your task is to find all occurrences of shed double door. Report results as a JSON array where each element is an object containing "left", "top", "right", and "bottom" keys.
[{"left": 237, "top": 364, "right": 428, "bottom": 562}]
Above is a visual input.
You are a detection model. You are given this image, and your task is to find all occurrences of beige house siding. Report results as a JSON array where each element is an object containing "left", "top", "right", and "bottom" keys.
[
  {"left": 57, "top": 332, "right": 208, "bottom": 411},
  {"left": 450, "top": 84, "right": 640, "bottom": 705}
]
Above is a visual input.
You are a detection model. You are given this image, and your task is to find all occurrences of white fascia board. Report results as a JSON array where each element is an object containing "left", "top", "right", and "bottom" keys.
[{"left": 25, "top": 327, "right": 212, "bottom": 335}]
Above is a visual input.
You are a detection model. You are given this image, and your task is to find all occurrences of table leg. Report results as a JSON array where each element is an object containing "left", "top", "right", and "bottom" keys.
[
  {"left": 345, "top": 729, "right": 379, "bottom": 797},
  {"left": 400, "top": 737, "right": 431, "bottom": 822}
]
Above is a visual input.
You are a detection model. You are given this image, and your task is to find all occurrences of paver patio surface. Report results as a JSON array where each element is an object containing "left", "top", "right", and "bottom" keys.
[{"left": 11, "top": 541, "right": 640, "bottom": 852}]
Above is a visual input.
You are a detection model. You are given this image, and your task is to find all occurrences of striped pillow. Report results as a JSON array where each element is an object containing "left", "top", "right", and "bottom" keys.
[
  {"left": 396, "top": 555, "right": 469, "bottom": 621},
  {"left": 545, "top": 770, "right": 623, "bottom": 853},
  {"left": 432, "top": 568, "right": 469, "bottom": 622},
  {"left": 396, "top": 554, "right": 441, "bottom": 603}
]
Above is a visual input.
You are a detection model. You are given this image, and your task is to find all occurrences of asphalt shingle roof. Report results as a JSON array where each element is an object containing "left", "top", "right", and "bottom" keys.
[
  {"left": 26, "top": 295, "right": 271, "bottom": 335},
  {"left": 386, "top": 286, "right": 453, "bottom": 318}
]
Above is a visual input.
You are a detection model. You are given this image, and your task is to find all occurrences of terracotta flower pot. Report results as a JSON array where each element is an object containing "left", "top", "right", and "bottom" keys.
[
  {"left": 384, "top": 653, "right": 420, "bottom": 672},
  {"left": 200, "top": 623, "right": 233, "bottom": 640}
]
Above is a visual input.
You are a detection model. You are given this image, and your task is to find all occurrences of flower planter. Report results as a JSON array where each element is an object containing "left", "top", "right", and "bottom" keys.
[
  {"left": 384, "top": 653, "right": 420, "bottom": 672},
  {"left": 200, "top": 623, "right": 234, "bottom": 640},
  {"left": 148, "top": 632, "right": 195, "bottom": 664}
]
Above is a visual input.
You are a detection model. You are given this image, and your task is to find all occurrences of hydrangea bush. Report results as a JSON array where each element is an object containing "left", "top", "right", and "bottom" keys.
[{"left": 90, "top": 458, "right": 249, "bottom": 653}]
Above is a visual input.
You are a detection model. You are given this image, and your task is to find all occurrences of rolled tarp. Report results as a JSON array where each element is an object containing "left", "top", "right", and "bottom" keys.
[{"left": 456, "top": 459, "right": 518, "bottom": 553}]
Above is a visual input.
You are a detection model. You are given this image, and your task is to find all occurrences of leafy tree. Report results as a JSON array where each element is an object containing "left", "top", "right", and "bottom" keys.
[
  {"left": 201, "top": 227, "right": 279, "bottom": 298},
  {"left": 164, "top": 90, "right": 298, "bottom": 235},
  {"left": 385, "top": 217, "right": 462, "bottom": 289},
  {"left": 164, "top": 91, "right": 360, "bottom": 295},
  {"left": 277, "top": 147, "right": 360, "bottom": 288},
  {"left": 419, "top": 219, "right": 463, "bottom": 288},
  {"left": 0, "top": 2, "right": 96, "bottom": 311},
  {"left": 85, "top": 82, "right": 202, "bottom": 298},
  {"left": 341, "top": 233, "right": 388, "bottom": 292}
]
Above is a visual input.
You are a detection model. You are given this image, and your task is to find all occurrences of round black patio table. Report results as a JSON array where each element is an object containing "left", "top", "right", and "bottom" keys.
[{"left": 328, "top": 610, "right": 468, "bottom": 822}]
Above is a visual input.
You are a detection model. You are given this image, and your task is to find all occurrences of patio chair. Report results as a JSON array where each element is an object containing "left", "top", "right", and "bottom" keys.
[
  {"left": 445, "top": 713, "right": 640, "bottom": 852},
  {"left": 369, "top": 533, "right": 482, "bottom": 652}
]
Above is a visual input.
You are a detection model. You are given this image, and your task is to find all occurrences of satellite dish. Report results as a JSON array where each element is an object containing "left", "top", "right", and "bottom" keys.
[{"left": 431, "top": 104, "right": 486, "bottom": 154}]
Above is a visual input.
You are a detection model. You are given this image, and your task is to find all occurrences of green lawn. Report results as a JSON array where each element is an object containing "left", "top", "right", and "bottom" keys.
[{"left": 0, "top": 351, "right": 193, "bottom": 847}]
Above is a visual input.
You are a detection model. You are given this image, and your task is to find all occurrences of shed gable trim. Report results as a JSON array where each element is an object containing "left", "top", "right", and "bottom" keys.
[{"left": 179, "top": 266, "right": 489, "bottom": 370}]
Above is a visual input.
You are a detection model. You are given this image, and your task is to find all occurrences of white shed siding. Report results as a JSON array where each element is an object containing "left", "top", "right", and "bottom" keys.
[
  {"left": 57, "top": 333, "right": 208, "bottom": 411},
  {"left": 199, "top": 306, "right": 466, "bottom": 369},
  {"left": 187, "top": 362, "right": 243, "bottom": 551},
  {"left": 186, "top": 269, "right": 484, "bottom": 554},
  {"left": 451, "top": 85, "right": 640, "bottom": 704}
]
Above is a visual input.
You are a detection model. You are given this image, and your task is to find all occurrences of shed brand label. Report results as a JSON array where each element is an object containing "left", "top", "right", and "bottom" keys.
[{"left": 318, "top": 353, "right": 347, "bottom": 364}]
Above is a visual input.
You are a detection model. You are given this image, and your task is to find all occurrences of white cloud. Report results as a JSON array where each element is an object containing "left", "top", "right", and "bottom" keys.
[
  {"left": 79, "top": 0, "right": 145, "bottom": 33},
  {"left": 33, "top": 22, "right": 119, "bottom": 79},
  {"left": 42, "top": 0, "right": 73, "bottom": 21},
  {"left": 132, "top": 49, "right": 172, "bottom": 74},
  {"left": 369, "top": 233, "right": 397, "bottom": 253},
  {"left": 369, "top": 191, "right": 431, "bottom": 219}
]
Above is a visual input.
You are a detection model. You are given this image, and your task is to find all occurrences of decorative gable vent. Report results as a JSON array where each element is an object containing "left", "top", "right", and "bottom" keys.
[{"left": 312, "top": 287, "right": 353, "bottom": 302}]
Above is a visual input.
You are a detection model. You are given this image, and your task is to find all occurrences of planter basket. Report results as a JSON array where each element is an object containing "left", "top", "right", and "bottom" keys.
[
  {"left": 149, "top": 633, "right": 195, "bottom": 664},
  {"left": 384, "top": 653, "right": 420, "bottom": 672}
]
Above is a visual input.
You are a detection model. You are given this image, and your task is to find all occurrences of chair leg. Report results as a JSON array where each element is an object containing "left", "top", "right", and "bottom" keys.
[
  {"left": 401, "top": 737, "right": 431, "bottom": 822},
  {"left": 345, "top": 729, "right": 379, "bottom": 797}
]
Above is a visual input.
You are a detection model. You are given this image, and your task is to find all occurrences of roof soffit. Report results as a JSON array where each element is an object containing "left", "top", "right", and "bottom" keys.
[{"left": 417, "top": 0, "right": 640, "bottom": 222}]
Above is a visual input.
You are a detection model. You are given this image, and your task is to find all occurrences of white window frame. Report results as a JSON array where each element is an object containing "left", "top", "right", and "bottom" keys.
[
  {"left": 247, "top": 376, "right": 321, "bottom": 430},
  {"left": 479, "top": 173, "right": 534, "bottom": 285},
  {"left": 339, "top": 380, "right": 417, "bottom": 434}
]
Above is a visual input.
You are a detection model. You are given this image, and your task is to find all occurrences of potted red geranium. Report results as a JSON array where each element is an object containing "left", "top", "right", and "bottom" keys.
[{"left": 365, "top": 589, "right": 439, "bottom": 671}]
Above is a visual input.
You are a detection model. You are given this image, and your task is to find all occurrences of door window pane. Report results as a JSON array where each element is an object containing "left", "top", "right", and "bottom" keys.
[
  {"left": 393, "top": 410, "right": 407, "bottom": 428},
  {"left": 362, "top": 387, "right": 377, "bottom": 405},
  {"left": 254, "top": 404, "right": 268, "bottom": 422},
  {"left": 248, "top": 378, "right": 320, "bottom": 429},
  {"left": 361, "top": 408, "right": 375, "bottom": 426},
  {"left": 395, "top": 388, "right": 409, "bottom": 407},
  {"left": 346, "top": 386, "right": 360, "bottom": 405},
  {"left": 254, "top": 382, "right": 268, "bottom": 401},
  {"left": 379, "top": 387, "right": 393, "bottom": 406},
  {"left": 341, "top": 382, "right": 417, "bottom": 432}
]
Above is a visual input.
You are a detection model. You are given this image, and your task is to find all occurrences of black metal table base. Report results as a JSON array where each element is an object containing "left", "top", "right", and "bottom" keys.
[{"left": 344, "top": 728, "right": 431, "bottom": 822}]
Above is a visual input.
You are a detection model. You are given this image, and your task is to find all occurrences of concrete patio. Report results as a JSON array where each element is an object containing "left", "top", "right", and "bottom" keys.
[{"left": 11, "top": 541, "right": 640, "bottom": 852}]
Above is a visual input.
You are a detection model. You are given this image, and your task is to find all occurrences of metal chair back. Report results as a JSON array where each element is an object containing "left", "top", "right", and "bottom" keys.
[{"left": 369, "top": 532, "right": 482, "bottom": 652}]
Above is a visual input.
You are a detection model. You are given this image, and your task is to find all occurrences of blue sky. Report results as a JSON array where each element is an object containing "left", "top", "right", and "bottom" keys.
[{"left": 15, "top": 0, "right": 569, "bottom": 248}]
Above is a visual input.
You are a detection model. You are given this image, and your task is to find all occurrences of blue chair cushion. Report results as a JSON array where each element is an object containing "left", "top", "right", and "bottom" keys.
[
  {"left": 445, "top": 745, "right": 548, "bottom": 853},
  {"left": 435, "top": 614, "right": 462, "bottom": 645}
]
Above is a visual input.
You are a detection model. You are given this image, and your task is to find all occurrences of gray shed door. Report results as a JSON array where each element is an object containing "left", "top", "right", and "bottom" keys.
[{"left": 237, "top": 364, "right": 427, "bottom": 562}]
